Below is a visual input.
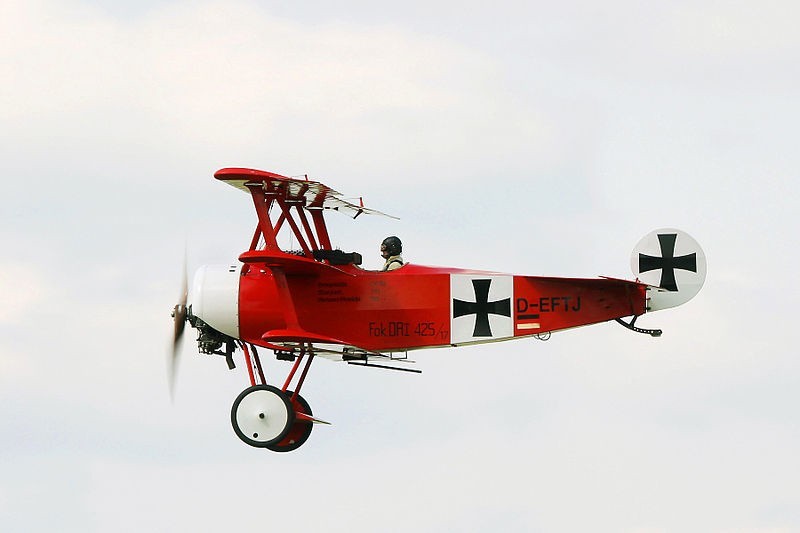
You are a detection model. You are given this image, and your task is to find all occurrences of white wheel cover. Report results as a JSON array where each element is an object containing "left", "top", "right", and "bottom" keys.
[{"left": 234, "top": 388, "right": 291, "bottom": 444}]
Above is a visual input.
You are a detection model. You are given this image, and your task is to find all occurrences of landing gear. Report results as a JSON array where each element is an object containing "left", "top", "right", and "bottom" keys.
[
  {"left": 230, "top": 342, "right": 321, "bottom": 451},
  {"left": 231, "top": 385, "right": 294, "bottom": 447}
]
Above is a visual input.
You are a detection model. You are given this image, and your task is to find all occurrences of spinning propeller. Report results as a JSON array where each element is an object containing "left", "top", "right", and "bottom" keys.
[{"left": 169, "top": 255, "right": 189, "bottom": 398}]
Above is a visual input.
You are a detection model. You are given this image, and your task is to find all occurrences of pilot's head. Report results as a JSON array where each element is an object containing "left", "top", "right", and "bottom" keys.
[{"left": 381, "top": 236, "right": 402, "bottom": 258}]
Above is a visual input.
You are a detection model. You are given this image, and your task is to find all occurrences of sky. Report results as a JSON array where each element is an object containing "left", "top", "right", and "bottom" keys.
[{"left": 1, "top": 0, "right": 799, "bottom": 531}]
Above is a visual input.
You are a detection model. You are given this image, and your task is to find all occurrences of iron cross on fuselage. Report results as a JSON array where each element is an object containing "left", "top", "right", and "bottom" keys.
[
  {"left": 453, "top": 279, "right": 511, "bottom": 337},
  {"left": 638, "top": 233, "right": 697, "bottom": 292}
]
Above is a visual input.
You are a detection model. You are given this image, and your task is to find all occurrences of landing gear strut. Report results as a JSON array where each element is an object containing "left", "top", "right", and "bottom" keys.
[{"left": 230, "top": 343, "right": 321, "bottom": 451}]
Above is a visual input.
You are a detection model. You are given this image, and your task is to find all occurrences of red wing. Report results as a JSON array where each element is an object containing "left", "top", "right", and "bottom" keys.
[
  {"left": 214, "top": 167, "right": 397, "bottom": 219},
  {"left": 259, "top": 328, "right": 409, "bottom": 365},
  {"left": 261, "top": 328, "right": 349, "bottom": 349},
  {"left": 239, "top": 251, "right": 356, "bottom": 276}
]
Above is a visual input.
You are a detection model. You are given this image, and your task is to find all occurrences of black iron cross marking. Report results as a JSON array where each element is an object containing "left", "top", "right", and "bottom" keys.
[
  {"left": 639, "top": 233, "right": 697, "bottom": 292},
  {"left": 453, "top": 279, "right": 511, "bottom": 337}
]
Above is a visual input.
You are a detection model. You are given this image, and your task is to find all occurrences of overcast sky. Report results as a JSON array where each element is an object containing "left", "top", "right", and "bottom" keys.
[{"left": 2, "top": 1, "right": 799, "bottom": 531}]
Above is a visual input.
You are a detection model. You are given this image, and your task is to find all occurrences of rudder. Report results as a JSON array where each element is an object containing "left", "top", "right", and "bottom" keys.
[{"left": 631, "top": 229, "right": 706, "bottom": 312}]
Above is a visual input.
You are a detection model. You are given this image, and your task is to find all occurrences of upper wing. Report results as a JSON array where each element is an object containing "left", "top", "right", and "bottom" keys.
[{"left": 214, "top": 167, "right": 397, "bottom": 219}]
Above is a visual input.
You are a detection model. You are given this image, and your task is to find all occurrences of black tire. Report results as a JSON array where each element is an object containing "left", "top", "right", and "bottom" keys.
[
  {"left": 231, "top": 385, "right": 295, "bottom": 448},
  {"left": 266, "top": 390, "right": 314, "bottom": 452}
]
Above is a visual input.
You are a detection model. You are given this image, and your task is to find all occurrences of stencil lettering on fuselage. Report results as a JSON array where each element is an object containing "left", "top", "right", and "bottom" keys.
[{"left": 450, "top": 275, "right": 513, "bottom": 344}]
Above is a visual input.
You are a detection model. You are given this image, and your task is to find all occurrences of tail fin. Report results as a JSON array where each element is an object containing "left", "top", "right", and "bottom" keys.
[{"left": 631, "top": 229, "right": 706, "bottom": 312}]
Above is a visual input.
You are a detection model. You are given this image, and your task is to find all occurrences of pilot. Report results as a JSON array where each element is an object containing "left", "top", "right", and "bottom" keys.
[{"left": 380, "top": 236, "right": 404, "bottom": 271}]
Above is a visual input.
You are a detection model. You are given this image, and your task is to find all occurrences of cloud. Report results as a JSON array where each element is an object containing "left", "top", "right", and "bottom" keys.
[
  {"left": 0, "top": 262, "right": 50, "bottom": 324},
  {"left": 2, "top": 1, "right": 799, "bottom": 532},
  {"left": 1, "top": 0, "right": 562, "bottom": 183},
  {"left": 667, "top": 1, "right": 800, "bottom": 57}
]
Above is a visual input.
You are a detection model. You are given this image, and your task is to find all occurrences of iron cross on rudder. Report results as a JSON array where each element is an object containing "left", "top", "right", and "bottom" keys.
[
  {"left": 638, "top": 233, "right": 697, "bottom": 292},
  {"left": 453, "top": 279, "right": 511, "bottom": 336}
]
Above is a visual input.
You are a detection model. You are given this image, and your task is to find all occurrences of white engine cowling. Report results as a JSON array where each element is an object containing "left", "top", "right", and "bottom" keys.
[{"left": 189, "top": 264, "right": 241, "bottom": 338}]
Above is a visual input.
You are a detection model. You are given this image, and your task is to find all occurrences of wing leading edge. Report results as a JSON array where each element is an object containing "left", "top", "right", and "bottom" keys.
[{"left": 214, "top": 167, "right": 397, "bottom": 219}]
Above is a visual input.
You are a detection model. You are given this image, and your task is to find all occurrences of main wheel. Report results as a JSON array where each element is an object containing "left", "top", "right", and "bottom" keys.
[
  {"left": 267, "top": 390, "right": 314, "bottom": 453},
  {"left": 231, "top": 385, "right": 295, "bottom": 448}
]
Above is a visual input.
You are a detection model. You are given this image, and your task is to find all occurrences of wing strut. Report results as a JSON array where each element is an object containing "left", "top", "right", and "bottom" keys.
[
  {"left": 215, "top": 168, "right": 395, "bottom": 264},
  {"left": 245, "top": 182, "right": 280, "bottom": 250},
  {"left": 243, "top": 179, "right": 330, "bottom": 260}
]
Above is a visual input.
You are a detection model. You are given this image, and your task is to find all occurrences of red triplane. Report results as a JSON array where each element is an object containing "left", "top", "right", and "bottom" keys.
[{"left": 171, "top": 168, "right": 707, "bottom": 452}]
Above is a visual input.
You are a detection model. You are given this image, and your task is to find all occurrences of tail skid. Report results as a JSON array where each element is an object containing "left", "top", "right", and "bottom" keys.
[{"left": 615, "top": 316, "right": 662, "bottom": 337}]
